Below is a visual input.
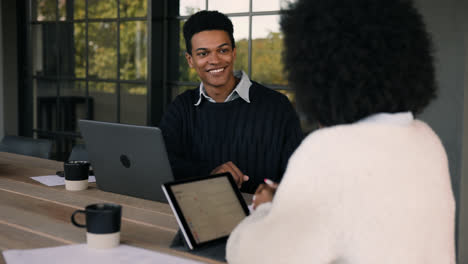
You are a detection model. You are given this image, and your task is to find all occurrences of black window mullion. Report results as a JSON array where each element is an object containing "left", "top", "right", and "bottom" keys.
[
  {"left": 85, "top": 0, "right": 90, "bottom": 120},
  {"left": 55, "top": 0, "right": 63, "bottom": 159},
  {"left": 62, "top": 17, "right": 146, "bottom": 23},
  {"left": 55, "top": 0, "right": 60, "bottom": 131},
  {"left": 147, "top": 0, "right": 171, "bottom": 125},
  {"left": 32, "top": 75, "right": 147, "bottom": 84},
  {"left": 162, "top": 0, "right": 169, "bottom": 114},
  {"left": 177, "top": 11, "right": 281, "bottom": 20},
  {"left": 117, "top": 0, "right": 121, "bottom": 123},
  {"left": 21, "top": 0, "right": 34, "bottom": 137},
  {"left": 248, "top": 0, "right": 253, "bottom": 77},
  {"left": 146, "top": 0, "right": 151, "bottom": 125}
]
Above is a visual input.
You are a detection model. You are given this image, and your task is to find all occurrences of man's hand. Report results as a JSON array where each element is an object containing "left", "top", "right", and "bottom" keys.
[
  {"left": 211, "top": 161, "right": 249, "bottom": 188},
  {"left": 252, "top": 179, "right": 278, "bottom": 209}
]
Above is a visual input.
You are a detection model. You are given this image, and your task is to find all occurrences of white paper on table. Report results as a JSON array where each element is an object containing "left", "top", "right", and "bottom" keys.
[
  {"left": 30, "top": 175, "right": 96, "bottom": 186},
  {"left": 2, "top": 244, "right": 206, "bottom": 264}
]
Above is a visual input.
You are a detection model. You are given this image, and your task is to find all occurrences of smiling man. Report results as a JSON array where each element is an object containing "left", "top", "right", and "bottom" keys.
[{"left": 159, "top": 10, "right": 303, "bottom": 193}]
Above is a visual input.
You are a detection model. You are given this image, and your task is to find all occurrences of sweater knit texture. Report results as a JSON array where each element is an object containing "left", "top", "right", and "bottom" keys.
[
  {"left": 159, "top": 82, "right": 303, "bottom": 193},
  {"left": 226, "top": 119, "right": 456, "bottom": 263}
]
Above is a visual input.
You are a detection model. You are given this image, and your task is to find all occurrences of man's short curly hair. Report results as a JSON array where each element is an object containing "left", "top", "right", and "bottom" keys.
[
  {"left": 281, "top": 0, "right": 436, "bottom": 126},
  {"left": 183, "top": 10, "right": 235, "bottom": 55}
]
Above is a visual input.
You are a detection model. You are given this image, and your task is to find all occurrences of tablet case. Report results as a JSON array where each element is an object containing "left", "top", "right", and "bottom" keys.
[{"left": 170, "top": 230, "right": 227, "bottom": 262}]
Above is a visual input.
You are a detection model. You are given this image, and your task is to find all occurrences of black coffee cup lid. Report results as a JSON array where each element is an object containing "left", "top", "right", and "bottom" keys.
[
  {"left": 67, "top": 160, "right": 90, "bottom": 165},
  {"left": 64, "top": 161, "right": 90, "bottom": 180}
]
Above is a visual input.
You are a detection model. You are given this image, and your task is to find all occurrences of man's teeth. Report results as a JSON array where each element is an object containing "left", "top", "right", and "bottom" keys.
[{"left": 209, "top": 68, "right": 224, "bottom": 73}]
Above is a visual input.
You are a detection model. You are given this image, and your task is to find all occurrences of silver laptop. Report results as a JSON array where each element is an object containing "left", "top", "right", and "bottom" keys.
[{"left": 79, "top": 120, "right": 173, "bottom": 202}]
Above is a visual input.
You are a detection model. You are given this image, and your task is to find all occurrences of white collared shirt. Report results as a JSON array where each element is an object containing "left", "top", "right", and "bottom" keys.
[
  {"left": 194, "top": 70, "right": 252, "bottom": 106},
  {"left": 358, "top": 112, "right": 414, "bottom": 126}
]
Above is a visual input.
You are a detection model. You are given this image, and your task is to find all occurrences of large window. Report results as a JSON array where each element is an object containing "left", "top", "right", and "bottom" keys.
[
  {"left": 172, "top": 0, "right": 295, "bottom": 105},
  {"left": 23, "top": 0, "right": 296, "bottom": 160},
  {"left": 28, "top": 0, "right": 147, "bottom": 159}
]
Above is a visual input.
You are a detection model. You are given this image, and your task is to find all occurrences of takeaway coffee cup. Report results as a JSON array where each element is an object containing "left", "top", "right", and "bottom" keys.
[
  {"left": 64, "top": 161, "right": 90, "bottom": 191},
  {"left": 71, "top": 203, "right": 122, "bottom": 249}
]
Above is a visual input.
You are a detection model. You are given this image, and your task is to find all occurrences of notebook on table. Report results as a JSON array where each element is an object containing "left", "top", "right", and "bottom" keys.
[{"left": 79, "top": 120, "right": 173, "bottom": 203}]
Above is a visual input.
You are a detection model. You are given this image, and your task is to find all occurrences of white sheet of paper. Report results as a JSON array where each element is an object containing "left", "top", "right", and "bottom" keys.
[
  {"left": 2, "top": 244, "right": 205, "bottom": 264},
  {"left": 31, "top": 175, "right": 96, "bottom": 186}
]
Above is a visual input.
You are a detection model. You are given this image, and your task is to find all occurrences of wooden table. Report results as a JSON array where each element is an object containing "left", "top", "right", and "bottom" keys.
[{"left": 0, "top": 152, "right": 224, "bottom": 264}]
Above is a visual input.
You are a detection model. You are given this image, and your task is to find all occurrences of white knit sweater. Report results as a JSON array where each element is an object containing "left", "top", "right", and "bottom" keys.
[{"left": 226, "top": 118, "right": 456, "bottom": 264}]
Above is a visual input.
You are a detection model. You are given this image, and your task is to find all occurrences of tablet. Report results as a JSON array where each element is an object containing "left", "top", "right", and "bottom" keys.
[{"left": 162, "top": 173, "right": 250, "bottom": 250}]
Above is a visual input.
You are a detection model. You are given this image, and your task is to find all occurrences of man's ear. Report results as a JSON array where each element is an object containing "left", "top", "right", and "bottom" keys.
[{"left": 185, "top": 52, "right": 194, "bottom": 68}]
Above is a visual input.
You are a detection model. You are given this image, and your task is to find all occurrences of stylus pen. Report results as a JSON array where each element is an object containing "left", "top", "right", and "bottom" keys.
[
  {"left": 264, "top": 178, "right": 275, "bottom": 186},
  {"left": 253, "top": 179, "right": 276, "bottom": 201}
]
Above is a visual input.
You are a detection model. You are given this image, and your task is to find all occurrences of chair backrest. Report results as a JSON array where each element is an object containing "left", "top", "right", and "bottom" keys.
[
  {"left": 0, "top": 135, "right": 53, "bottom": 159},
  {"left": 68, "top": 144, "right": 89, "bottom": 161}
]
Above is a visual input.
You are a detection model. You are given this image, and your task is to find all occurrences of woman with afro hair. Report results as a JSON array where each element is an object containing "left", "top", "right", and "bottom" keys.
[{"left": 226, "top": 0, "right": 456, "bottom": 263}]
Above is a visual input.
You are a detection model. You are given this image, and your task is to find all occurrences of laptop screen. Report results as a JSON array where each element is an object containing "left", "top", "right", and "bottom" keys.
[{"left": 79, "top": 119, "right": 173, "bottom": 202}]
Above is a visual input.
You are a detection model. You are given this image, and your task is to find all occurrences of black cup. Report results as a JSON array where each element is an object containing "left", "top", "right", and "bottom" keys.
[
  {"left": 71, "top": 203, "right": 122, "bottom": 248},
  {"left": 71, "top": 203, "right": 121, "bottom": 234},
  {"left": 64, "top": 161, "right": 90, "bottom": 181}
]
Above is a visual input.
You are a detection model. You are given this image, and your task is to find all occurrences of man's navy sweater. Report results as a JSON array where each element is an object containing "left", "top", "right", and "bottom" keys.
[{"left": 159, "top": 82, "right": 303, "bottom": 193}]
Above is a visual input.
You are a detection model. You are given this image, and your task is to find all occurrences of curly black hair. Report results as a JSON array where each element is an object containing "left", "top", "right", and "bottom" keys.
[
  {"left": 280, "top": 0, "right": 436, "bottom": 126},
  {"left": 183, "top": 10, "right": 236, "bottom": 55}
]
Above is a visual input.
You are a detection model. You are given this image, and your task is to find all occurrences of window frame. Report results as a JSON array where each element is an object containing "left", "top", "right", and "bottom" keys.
[
  {"left": 24, "top": 0, "right": 149, "bottom": 160},
  {"left": 169, "top": 0, "right": 293, "bottom": 97}
]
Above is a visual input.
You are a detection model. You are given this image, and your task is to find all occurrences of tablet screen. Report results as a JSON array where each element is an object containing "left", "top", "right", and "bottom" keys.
[{"left": 162, "top": 173, "right": 249, "bottom": 249}]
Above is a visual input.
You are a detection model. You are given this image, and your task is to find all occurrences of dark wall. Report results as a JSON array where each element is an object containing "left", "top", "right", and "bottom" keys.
[
  {"left": 1, "top": 0, "right": 18, "bottom": 136},
  {"left": 0, "top": 0, "right": 4, "bottom": 139},
  {"left": 413, "top": 0, "right": 467, "bottom": 261},
  {"left": 455, "top": 0, "right": 468, "bottom": 260}
]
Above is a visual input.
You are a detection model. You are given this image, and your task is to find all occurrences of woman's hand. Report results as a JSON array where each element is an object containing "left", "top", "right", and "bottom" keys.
[{"left": 252, "top": 179, "right": 278, "bottom": 210}]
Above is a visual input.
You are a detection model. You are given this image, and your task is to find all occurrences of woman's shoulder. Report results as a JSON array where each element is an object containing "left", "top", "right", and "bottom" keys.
[
  {"left": 302, "top": 119, "right": 436, "bottom": 146},
  {"left": 289, "top": 120, "right": 442, "bottom": 169}
]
